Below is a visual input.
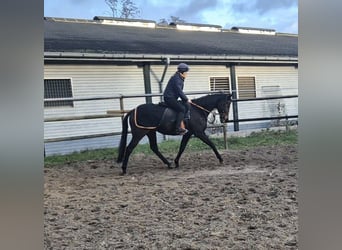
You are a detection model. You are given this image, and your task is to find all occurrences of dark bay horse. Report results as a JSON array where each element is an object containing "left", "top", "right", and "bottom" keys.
[{"left": 117, "top": 93, "right": 232, "bottom": 174}]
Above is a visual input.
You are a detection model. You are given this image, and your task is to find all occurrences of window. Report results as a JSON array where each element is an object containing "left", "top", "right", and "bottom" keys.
[
  {"left": 237, "top": 76, "right": 256, "bottom": 99},
  {"left": 210, "top": 77, "right": 230, "bottom": 92},
  {"left": 44, "top": 79, "right": 74, "bottom": 107}
]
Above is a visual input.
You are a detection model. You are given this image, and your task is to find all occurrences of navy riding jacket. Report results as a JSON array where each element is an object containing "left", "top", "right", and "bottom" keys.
[{"left": 163, "top": 72, "right": 188, "bottom": 102}]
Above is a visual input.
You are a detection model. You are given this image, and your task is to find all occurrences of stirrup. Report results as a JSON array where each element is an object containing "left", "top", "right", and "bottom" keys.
[{"left": 176, "top": 128, "right": 187, "bottom": 135}]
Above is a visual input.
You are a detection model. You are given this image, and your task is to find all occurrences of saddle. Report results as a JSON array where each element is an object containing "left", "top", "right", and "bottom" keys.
[
  {"left": 158, "top": 101, "right": 190, "bottom": 120},
  {"left": 134, "top": 103, "right": 188, "bottom": 134}
]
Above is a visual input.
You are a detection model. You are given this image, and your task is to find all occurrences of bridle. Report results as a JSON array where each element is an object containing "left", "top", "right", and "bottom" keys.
[
  {"left": 190, "top": 100, "right": 227, "bottom": 124},
  {"left": 190, "top": 102, "right": 211, "bottom": 114}
]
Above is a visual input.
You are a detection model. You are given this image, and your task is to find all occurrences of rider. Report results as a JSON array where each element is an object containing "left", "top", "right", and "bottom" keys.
[{"left": 163, "top": 63, "right": 192, "bottom": 134}]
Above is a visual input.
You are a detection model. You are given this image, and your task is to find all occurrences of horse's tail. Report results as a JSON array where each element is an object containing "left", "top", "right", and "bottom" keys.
[{"left": 117, "top": 109, "right": 134, "bottom": 163}]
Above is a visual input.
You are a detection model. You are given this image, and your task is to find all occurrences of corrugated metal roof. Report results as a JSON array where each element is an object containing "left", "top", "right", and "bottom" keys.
[{"left": 44, "top": 17, "right": 297, "bottom": 59}]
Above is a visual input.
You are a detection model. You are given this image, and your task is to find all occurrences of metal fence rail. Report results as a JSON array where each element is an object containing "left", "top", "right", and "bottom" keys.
[{"left": 44, "top": 91, "right": 298, "bottom": 145}]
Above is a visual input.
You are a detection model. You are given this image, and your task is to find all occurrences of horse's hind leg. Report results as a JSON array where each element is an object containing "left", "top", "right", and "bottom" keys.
[
  {"left": 147, "top": 131, "right": 171, "bottom": 168},
  {"left": 122, "top": 133, "right": 145, "bottom": 175},
  {"left": 174, "top": 131, "right": 193, "bottom": 168}
]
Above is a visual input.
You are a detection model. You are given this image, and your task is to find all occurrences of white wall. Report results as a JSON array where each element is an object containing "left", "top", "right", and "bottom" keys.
[
  {"left": 44, "top": 64, "right": 147, "bottom": 155},
  {"left": 44, "top": 63, "right": 298, "bottom": 155},
  {"left": 235, "top": 66, "right": 298, "bottom": 126}
]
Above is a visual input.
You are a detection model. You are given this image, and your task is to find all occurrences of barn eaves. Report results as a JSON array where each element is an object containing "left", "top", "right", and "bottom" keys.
[{"left": 44, "top": 52, "right": 297, "bottom": 64}]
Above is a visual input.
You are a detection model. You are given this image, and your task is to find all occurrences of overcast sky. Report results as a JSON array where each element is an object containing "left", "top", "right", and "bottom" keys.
[{"left": 44, "top": 0, "right": 298, "bottom": 34}]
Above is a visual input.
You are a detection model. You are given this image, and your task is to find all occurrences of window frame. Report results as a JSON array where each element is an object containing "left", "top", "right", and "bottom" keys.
[
  {"left": 236, "top": 76, "right": 256, "bottom": 99},
  {"left": 209, "top": 76, "right": 230, "bottom": 92},
  {"left": 44, "top": 78, "right": 74, "bottom": 108}
]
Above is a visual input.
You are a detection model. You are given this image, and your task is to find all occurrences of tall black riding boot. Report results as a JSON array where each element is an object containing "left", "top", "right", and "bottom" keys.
[{"left": 175, "top": 112, "right": 186, "bottom": 134}]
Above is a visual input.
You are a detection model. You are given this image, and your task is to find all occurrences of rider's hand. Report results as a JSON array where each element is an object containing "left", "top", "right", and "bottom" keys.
[{"left": 188, "top": 99, "right": 192, "bottom": 103}]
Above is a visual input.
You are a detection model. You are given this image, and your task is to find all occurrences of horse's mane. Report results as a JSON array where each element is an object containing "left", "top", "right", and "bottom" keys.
[{"left": 192, "top": 93, "right": 231, "bottom": 107}]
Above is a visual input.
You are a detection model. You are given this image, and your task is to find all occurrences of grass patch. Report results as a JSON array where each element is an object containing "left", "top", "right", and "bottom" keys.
[
  {"left": 227, "top": 129, "right": 298, "bottom": 150},
  {"left": 44, "top": 148, "right": 117, "bottom": 167},
  {"left": 45, "top": 128, "right": 297, "bottom": 167}
]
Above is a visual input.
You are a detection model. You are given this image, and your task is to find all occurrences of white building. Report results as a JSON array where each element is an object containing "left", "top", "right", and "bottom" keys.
[{"left": 44, "top": 16, "right": 298, "bottom": 156}]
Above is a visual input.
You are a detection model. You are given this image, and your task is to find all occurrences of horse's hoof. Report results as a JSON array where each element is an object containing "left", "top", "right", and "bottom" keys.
[
  {"left": 219, "top": 159, "right": 223, "bottom": 164},
  {"left": 167, "top": 163, "right": 173, "bottom": 169}
]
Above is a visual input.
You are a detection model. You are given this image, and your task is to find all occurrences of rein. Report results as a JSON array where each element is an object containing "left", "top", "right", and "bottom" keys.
[{"left": 190, "top": 102, "right": 211, "bottom": 114}]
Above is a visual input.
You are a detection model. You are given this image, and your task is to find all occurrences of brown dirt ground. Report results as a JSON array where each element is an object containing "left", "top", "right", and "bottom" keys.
[{"left": 44, "top": 144, "right": 298, "bottom": 249}]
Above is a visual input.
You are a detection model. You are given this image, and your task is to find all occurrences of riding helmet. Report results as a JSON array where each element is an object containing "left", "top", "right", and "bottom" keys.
[{"left": 177, "top": 63, "right": 189, "bottom": 73}]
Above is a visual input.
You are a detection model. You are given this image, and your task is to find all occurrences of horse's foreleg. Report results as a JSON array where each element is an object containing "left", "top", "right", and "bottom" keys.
[
  {"left": 174, "top": 132, "right": 193, "bottom": 168},
  {"left": 195, "top": 132, "right": 223, "bottom": 163},
  {"left": 147, "top": 131, "right": 171, "bottom": 168}
]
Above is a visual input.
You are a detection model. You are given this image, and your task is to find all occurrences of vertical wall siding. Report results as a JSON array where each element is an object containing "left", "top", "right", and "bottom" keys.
[
  {"left": 235, "top": 66, "right": 298, "bottom": 127},
  {"left": 150, "top": 64, "right": 234, "bottom": 120},
  {"left": 44, "top": 63, "right": 298, "bottom": 156},
  {"left": 44, "top": 64, "right": 147, "bottom": 155},
  {"left": 44, "top": 64, "right": 145, "bottom": 116},
  {"left": 150, "top": 64, "right": 231, "bottom": 97}
]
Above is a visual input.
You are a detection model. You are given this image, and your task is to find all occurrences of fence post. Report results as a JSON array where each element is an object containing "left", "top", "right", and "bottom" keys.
[
  {"left": 119, "top": 95, "right": 124, "bottom": 121},
  {"left": 223, "top": 123, "right": 228, "bottom": 149},
  {"left": 143, "top": 63, "right": 152, "bottom": 104},
  {"left": 229, "top": 64, "right": 239, "bottom": 131}
]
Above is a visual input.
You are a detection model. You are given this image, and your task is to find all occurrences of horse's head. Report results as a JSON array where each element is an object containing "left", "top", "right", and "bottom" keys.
[{"left": 216, "top": 94, "right": 232, "bottom": 123}]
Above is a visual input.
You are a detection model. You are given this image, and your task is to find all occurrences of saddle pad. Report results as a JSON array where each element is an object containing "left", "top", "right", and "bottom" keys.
[{"left": 135, "top": 104, "right": 167, "bottom": 128}]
